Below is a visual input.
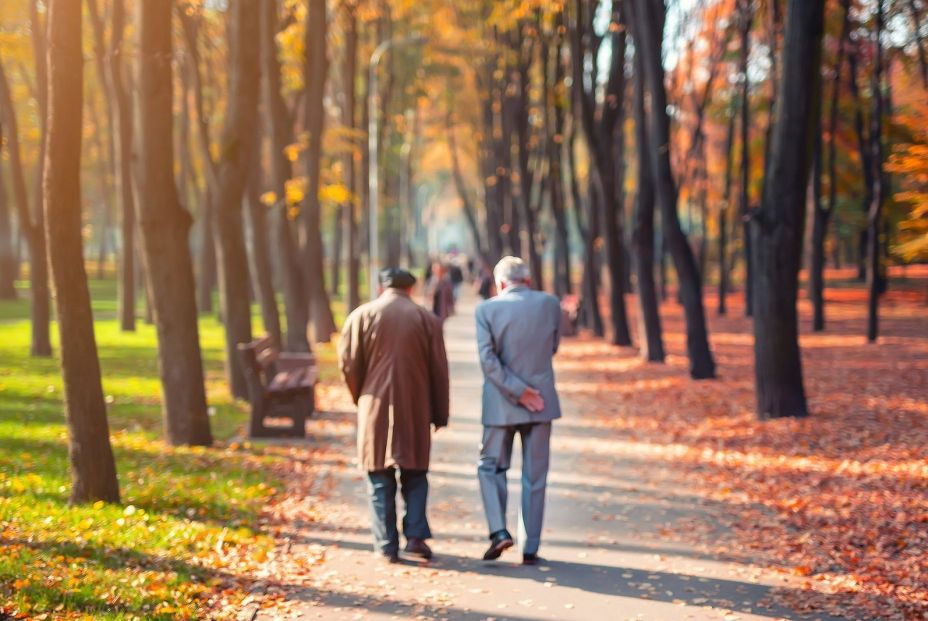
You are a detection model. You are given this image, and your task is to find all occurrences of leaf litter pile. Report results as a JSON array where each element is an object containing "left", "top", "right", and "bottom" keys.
[{"left": 556, "top": 282, "right": 927, "bottom": 620}]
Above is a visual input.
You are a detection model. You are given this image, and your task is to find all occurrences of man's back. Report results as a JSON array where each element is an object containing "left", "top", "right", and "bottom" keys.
[
  {"left": 476, "top": 286, "right": 562, "bottom": 426},
  {"left": 339, "top": 289, "right": 449, "bottom": 470}
]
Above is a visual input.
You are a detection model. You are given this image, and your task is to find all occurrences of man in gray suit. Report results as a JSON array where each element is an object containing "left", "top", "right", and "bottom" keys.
[{"left": 475, "top": 256, "right": 562, "bottom": 565}]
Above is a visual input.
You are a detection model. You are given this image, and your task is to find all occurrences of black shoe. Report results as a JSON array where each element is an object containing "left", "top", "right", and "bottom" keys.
[
  {"left": 403, "top": 538, "right": 433, "bottom": 560},
  {"left": 482, "top": 530, "right": 514, "bottom": 561},
  {"left": 376, "top": 550, "right": 400, "bottom": 564},
  {"left": 522, "top": 553, "right": 541, "bottom": 566}
]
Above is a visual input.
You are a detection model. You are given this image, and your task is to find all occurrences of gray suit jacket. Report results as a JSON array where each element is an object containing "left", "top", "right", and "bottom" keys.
[{"left": 476, "top": 286, "right": 562, "bottom": 427}]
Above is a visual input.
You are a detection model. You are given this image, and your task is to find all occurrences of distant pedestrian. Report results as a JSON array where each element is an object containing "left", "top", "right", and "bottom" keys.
[
  {"left": 475, "top": 257, "right": 562, "bottom": 566},
  {"left": 338, "top": 268, "right": 450, "bottom": 564},
  {"left": 430, "top": 262, "right": 455, "bottom": 322}
]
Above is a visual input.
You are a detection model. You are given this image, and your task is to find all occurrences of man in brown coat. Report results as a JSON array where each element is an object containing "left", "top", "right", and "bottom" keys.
[{"left": 338, "top": 268, "right": 450, "bottom": 563}]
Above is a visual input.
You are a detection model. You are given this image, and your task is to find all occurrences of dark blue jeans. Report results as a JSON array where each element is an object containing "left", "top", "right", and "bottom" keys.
[{"left": 366, "top": 468, "right": 432, "bottom": 554}]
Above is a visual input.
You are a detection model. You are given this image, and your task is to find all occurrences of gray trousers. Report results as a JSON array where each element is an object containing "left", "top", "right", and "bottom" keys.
[{"left": 477, "top": 422, "right": 551, "bottom": 555}]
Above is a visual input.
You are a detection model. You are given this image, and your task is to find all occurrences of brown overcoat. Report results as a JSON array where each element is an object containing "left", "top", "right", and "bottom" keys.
[{"left": 338, "top": 289, "right": 450, "bottom": 472}]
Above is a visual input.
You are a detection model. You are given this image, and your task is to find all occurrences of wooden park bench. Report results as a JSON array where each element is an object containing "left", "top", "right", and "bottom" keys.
[
  {"left": 237, "top": 336, "right": 317, "bottom": 438},
  {"left": 560, "top": 294, "right": 581, "bottom": 337}
]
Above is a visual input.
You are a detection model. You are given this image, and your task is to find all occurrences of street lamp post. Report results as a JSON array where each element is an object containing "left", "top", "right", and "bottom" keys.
[{"left": 367, "top": 35, "right": 428, "bottom": 300}]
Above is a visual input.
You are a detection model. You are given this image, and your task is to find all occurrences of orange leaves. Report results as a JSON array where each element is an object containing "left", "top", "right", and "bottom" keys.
[{"left": 554, "top": 280, "right": 928, "bottom": 619}]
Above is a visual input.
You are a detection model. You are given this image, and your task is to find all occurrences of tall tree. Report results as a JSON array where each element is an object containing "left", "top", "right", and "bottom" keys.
[
  {"left": 137, "top": 0, "right": 213, "bottom": 445},
  {"left": 738, "top": 0, "right": 755, "bottom": 317},
  {"left": 631, "top": 59, "right": 665, "bottom": 363},
  {"left": 0, "top": 58, "right": 52, "bottom": 356},
  {"left": 866, "top": 0, "right": 887, "bottom": 342},
  {"left": 0, "top": 133, "right": 16, "bottom": 300},
  {"left": 44, "top": 0, "right": 120, "bottom": 503},
  {"left": 598, "top": 0, "right": 633, "bottom": 347},
  {"left": 303, "top": 0, "right": 338, "bottom": 342},
  {"left": 631, "top": 0, "right": 716, "bottom": 379},
  {"left": 339, "top": 2, "right": 362, "bottom": 312},
  {"left": 810, "top": 0, "right": 851, "bottom": 331},
  {"left": 212, "top": 0, "right": 262, "bottom": 398},
  {"left": 260, "top": 0, "right": 310, "bottom": 351},
  {"left": 751, "top": 0, "right": 825, "bottom": 419}
]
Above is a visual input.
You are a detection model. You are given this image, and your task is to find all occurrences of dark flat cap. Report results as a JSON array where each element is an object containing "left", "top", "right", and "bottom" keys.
[{"left": 379, "top": 267, "right": 417, "bottom": 289}]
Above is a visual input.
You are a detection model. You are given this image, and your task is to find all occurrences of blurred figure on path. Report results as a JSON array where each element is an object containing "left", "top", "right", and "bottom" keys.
[
  {"left": 476, "top": 262, "right": 496, "bottom": 300},
  {"left": 475, "top": 257, "right": 562, "bottom": 566},
  {"left": 338, "top": 268, "right": 450, "bottom": 564},
  {"left": 448, "top": 262, "right": 464, "bottom": 301},
  {"left": 429, "top": 262, "right": 455, "bottom": 322}
]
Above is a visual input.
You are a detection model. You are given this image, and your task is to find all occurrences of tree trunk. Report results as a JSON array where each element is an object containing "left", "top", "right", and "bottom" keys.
[
  {"left": 738, "top": 0, "right": 755, "bottom": 317},
  {"left": 866, "top": 0, "right": 886, "bottom": 343},
  {"left": 137, "top": 0, "right": 213, "bottom": 445},
  {"left": 447, "top": 110, "right": 485, "bottom": 260},
  {"left": 599, "top": 3, "right": 632, "bottom": 347},
  {"left": 197, "top": 192, "right": 217, "bottom": 314},
  {"left": 0, "top": 148, "right": 16, "bottom": 299},
  {"left": 751, "top": 0, "right": 824, "bottom": 419},
  {"left": 0, "top": 57, "right": 52, "bottom": 355},
  {"left": 632, "top": 64, "right": 665, "bottom": 363},
  {"left": 342, "top": 7, "right": 361, "bottom": 312},
  {"left": 810, "top": 0, "right": 850, "bottom": 332},
  {"left": 246, "top": 164, "right": 283, "bottom": 347},
  {"left": 719, "top": 102, "right": 736, "bottom": 316},
  {"left": 110, "top": 0, "right": 136, "bottom": 332},
  {"left": 631, "top": 0, "right": 716, "bottom": 379},
  {"left": 45, "top": 0, "right": 120, "bottom": 504},
  {"left": 213, "top": 0, "right": 262, "bottom": 398},
  {"left": 303, "top": 0, "right": 337, "bottom": 343},
  {"left": 261, "top": 0, "right": 310, "bottom": 350}
]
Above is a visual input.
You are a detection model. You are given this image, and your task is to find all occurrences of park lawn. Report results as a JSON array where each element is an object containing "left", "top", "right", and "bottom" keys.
[{"left": 0, "top": 278, "right": 339, "bottom": 620}]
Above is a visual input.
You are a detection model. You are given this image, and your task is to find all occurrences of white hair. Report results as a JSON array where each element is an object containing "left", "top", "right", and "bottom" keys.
[{"left": 493, "top": 256, "right": 531, "bottom": 286}]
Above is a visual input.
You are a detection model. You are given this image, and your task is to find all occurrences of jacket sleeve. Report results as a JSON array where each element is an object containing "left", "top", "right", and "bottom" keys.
[
  {"left": 476, "top": 305, "right": 528, "bottom": 404},
  {"left": 428, "top": 315, "right": 451, "bottom": 428},
  {"left": 338, "top": 310, "right": 366, "bottom": 405}
]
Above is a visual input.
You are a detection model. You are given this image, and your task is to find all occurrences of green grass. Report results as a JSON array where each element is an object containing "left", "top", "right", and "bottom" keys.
[{"left": 0, "top": 278, "right": 300, "bottom": 620}]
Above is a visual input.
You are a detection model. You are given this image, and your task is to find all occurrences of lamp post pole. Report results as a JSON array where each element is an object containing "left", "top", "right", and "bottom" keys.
[{"left": 368, "top": 35, "right": 427, "bottom": 300}]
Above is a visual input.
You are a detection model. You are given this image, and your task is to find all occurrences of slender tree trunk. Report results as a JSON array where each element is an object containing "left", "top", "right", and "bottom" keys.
[
  {"left": 448, "top": 111, "right": 485, "bottom": 260},
  {"left": 197, "top": 192, "right": 216, "bottom": 314},
  {"left": 751, "top": 0, "right": 824, "bottom": 419},
  {"left": 341, "top": 7, "right": 360, "bottom": 312},
  {"left": 811, "top": 0, "right": 850, "bottom": 332},
  {"left": 632, "top": 0, "right": 716, "bottom": 379},
  {"left": 303, "top": 0, "right": 337, "bottom": 343},
  {"left": 0, "top": 58, "right": 52, "bottom": 355},
  {"left": 109, "top": 0, "right": 136, "bottom": 332},
  {"left": 632, "top": 65, "right": 665, "bottom": 363},
  {"left": 738, "top": 0, "right": 755, "bottom": 317},
  {"left": 0, "top": 151, "right": 16, "bottom": 299},
  {"left": 213, "top": 0, "right": 261, "bottom": 398},
  {"left": 137, "top": 0, "right": 213, "bottom": 445},
  {"left": 45, "top": 0, "right": 120, "bottom": 504},
  {"left": 600, "top": 4, "right": 632, "bottom": 346},
  {"left": 245, "top": 164, "right": 282, "bottom": 347},
  {"left": 261, "top": 0, "right": 310, "bottom": 350},
  {"left": 866, "top": 0, "right": 886, "bottom": 343},
  {"left": 719, "top": 102, "right": 736, "bottom": 316}
]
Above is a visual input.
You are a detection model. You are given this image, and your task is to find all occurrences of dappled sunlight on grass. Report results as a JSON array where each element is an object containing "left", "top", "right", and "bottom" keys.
[{"left": 0, "top": 279, "right": 289, "bottom": 619}]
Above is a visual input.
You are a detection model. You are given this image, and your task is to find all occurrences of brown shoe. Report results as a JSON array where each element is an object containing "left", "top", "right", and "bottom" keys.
[
  {"left": 403, "top": 538, "right": 433, "bottom": 560},
  {"left": 482, "top": 530, "right": 514, "bottom": 561}
]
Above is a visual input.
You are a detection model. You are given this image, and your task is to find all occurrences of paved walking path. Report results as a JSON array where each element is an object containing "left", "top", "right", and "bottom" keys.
[{"left": 256, "top": 293, "right": 843, "bottom": 621}]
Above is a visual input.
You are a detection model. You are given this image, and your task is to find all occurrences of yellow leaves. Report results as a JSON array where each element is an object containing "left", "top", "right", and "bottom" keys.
[
  {"left": 260, "top": 191, "right": 278, "bottom": 207},
  {"left": 284, "top": 142, "right": 304, "bottom": 163},
  {"left": 284, "top": 178, "right": 306, "bottom": 205},
  {"left": 319, "top": 183, "right": 352, "bottom": 205}
]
